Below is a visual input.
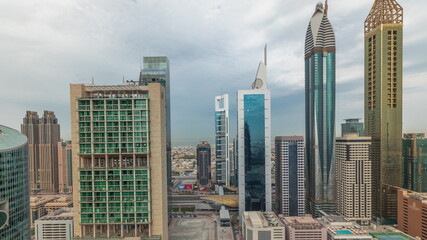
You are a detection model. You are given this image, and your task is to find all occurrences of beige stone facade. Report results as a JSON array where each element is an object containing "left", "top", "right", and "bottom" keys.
[
  {"left": 70, "top": 83, "right": 168, "bottom": 239},
  {"left": 336, "top": 133, "right": 371, "bottom": 224}
]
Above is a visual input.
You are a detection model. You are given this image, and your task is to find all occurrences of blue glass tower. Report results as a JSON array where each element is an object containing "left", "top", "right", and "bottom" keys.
[
  {"left": 238, "top": 50, "right": 272, "bottom": 216},
  {"left": 304, "top": 1, "right": 336, "bottom": 216}
]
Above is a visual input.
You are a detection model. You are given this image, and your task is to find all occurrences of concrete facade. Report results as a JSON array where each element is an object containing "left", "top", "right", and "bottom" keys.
[
  {"left": 242, "top": 212, "right": 284, "bottom": 240},
  {"left": 58, "top": 141, "right": 73, "bottom": 193},
  {"left": 70, "top": 83, "right": 168, "bottom": 239},
  {"left": 35, "top": 208, "right": 73, "bottom": 240},
  {"left": 335, "top": 133, "right": 372, "bottom": 224},
  {"left": 280, "top": 215, "right": 327, "bottom": 240},
  {"left": 397, "top": 189, "right": 427, "bottom": 239},
  {"left": 275, "top": 136, "right": 305, "bottom": 216},
  {"left": 22, "top": 111, "right": 61, "bottom": 194}
]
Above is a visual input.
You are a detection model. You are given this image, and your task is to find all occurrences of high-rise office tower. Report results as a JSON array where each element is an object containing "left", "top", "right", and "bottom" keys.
[
  {"left": 364, "top": 0, "right": 403, "bottom": 224},
  {"left": 275, "top": 136, "right": 305, "bottom": 216},
  {"left": 238, "top": 48, "right": 272, "bottom": 216},
  {"left": 0, "top": 125, "right": 30, "bottom": 240},
  {"left": 70, "top": 83, "right": 168, "bottom": 239},
  {"left": 215, "top": 94, "right": 230, "bottom": 186},
  {"left": 58, "top": 141, "right": 73, "bottom": 193},
  {"left": 139, "top": 56, "right": 172, "bottom": 218},
  {"left": 196, "top": 141, "right": 212, "bottom": 187},
  {"left": 22, "top": 110, "right": 61, "bottom": 194},
  {"left": 304, "top": 1, "right": 336, "bottom": 216},
  {"left": 230, "top": 137, "right": 238, "bottom": 187},
  {"left": 402, "top": 133, "right": 427, "bottom": 192},
  {"left": 336, "top": 133, "right": 372, "bottom": 225},
  {"left": 341, "top": 118, "right": 364, "bottom": 137}
]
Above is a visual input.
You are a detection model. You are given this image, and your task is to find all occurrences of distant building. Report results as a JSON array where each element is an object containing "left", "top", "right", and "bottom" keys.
[
  {"left": 22, "top": 111, "right": 61, "bottom": 194},
  {"left": 70, "top": 83, "right": 168, "bottom": 239},
  {"left": 280, "top": 215, "right": 327, "bottom": 240},
  {"left": 364, "top": 0, "right": 404, "bottom": 224},
  {"left": 274, "top": 136, "right": 305, "bottom": 216},
  {"left": 35, "top": 208, "right": 73, "bottom": 240},
  {"left": 318, "top": 213, "right": 373, "bottom": 239},
  {"left": 341, "top": 118, "right": 364, "bottom": 136},
  {"left": 197, "top": 141, "right": 212, "bottom": 187},
  {"left": 215, "top": 94, "right": 230, "bottom": 186},
  {"left": 229, "top": 137, "right": 238, "bottom": 187},
  {"left": 58, "top": 141, "right": 72, "bottom": 193},
  {"left": 139, "top": 56, "right": 172, "bottom": 221},
  {"left": 304, "top": 1, "right": 336, "bottom": 216},
  {"left": 238, "top": 49, "right": 272, "bottom": 215},
  {"left": 242, "top": 212, "right": 284, "bottom": 240},
  {"left": 397, "top": 189, "right": 427, "bottom": 239},
  {"left": 402, "top": 133, "right": 427, "bottom": 192},
  {"left": 0, "top": 125, "right": 30, "bottom": 240},
  {"left": 30, "top": 197, "right": 58, "bottom": 226},
  {"left": 335, "top": 133, "right": 371, "bottom": 225}
]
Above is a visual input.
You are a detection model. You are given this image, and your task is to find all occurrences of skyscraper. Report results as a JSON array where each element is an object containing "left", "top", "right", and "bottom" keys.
[
  {"left": 215, "top": 94, "right": 230, "bottom": 186},
  {"left": 139, "top": 56, "right": 172, "bottom": 218},
  {"left": 22, "top": 110, "right": 61, "bottom": 194},
  {"left": 238, "top": 49, "right": 271, "bottom": 216},
  {"left": 275, "top": 136, "right": 305, "bottom": 217},
  {"left": 58, "top": 141, "right": 73, "bottom": 193},
  {"left": 364, "top": 0, "right": 403, "bottom": 224},
  {"left": 341, "top": 118, "right": 364, "bottom": 137},
  {"left": 402, "top": 133, "right": 427, "bottom": 192},
  {"left": 0, "top": 125, "right": 30, "bottom": 240},
  {"left": 304, "top": 1, "right": 336, "bottom": 216},
  {"left": 196, "top": 141, "right": 212, "bottom": 187},
  {"left": 70, "top": 83, "right": 168, "bottom": 239},
  {"left": 335, "top": 133, "right": 372, "bottom": 225}
]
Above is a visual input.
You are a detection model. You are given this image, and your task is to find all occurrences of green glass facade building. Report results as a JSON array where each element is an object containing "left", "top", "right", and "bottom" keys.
[
  {"left": 304, "top": 2, "right": 336, "bottom": 216},
  {"left": 70, "top": 83, "right": 168, "bottom": 239},
  {"left": 0, "top": 125, "right": 30, "bottom": 240},
  {"left": 364, "top": 0, "right": 403, "bottom": 224},
  {"left": 402, "top": 133, "right": 427, "bottom": 193}
]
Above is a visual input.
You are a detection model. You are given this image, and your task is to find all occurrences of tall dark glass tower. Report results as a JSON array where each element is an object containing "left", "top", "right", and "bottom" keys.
[
  {"left": 238, "top": 48, "right": 272, "bottom": 216},
  {"left": 304, "top": 1, "right": 336, "bottom": 216}
]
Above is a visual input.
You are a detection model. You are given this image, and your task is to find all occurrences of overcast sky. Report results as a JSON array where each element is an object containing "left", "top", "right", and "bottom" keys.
[{"left": 1, "top": 0, "right": 426, "bottom": 146}]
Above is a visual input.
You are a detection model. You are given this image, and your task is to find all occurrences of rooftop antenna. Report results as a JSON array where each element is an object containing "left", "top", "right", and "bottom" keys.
[
  {"left": 91, "top": 76, "right": 94, "bottom": 85},
  {"left": 123, "top": 76, "right": 125, "bottom": 84},
  {"left": 325, "top": 0, "right": 328, "bottom": 16},
  {"left": 264, "top": 43, "right": 267, "bottom": 66}
]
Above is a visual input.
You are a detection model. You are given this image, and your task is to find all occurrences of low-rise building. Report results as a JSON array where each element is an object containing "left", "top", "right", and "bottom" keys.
[
  {"left": 44, "top": 197, "right": 73, "bottom": 215},
  {"left": 35, "top": 208, "right": 73, "bottom": 240},
  {"left": 398, "top": 189, "right": 427, "bottom": 239},
  {"left": 318, "top": 213, "right": 372, "bottom": 239},
  {"left": 30, "top": 197, "right": 57, "bottom": 226},
  {"left": 242, "top": 212, "right": 284, "bottom": 240},
  {"left": 280, "top": 215, "right": 327, "bottom": 240}
]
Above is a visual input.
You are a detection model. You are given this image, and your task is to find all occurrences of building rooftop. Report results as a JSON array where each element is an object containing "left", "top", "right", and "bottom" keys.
[
  {"left": 243, "top": 212, "right": 283, "bottom": 228},
  {"left": 370, "top": 232, "right": 415, "bottom": 240},
  {"left": 0, "top": 125, "right": 27, "bottom": 152},
  {"left": 281, "top": 215, "right": 324, "bottom": 230},
  {"left": 319, "top": 213, "right": 371, "bottom": 236},
  {"left": 37, "top": 208, "right": 73, "bottom": 221},
  {"left": 275, "top": 136, "right": 304, "bottom": 141}
]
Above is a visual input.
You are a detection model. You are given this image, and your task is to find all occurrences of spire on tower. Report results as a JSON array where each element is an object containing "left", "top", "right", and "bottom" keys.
[{"left": 325, "top": 0, "right": 328, "bottom": 16}]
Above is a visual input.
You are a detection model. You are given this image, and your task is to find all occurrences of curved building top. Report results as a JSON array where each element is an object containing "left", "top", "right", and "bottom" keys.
[
  {"left": 0, "top": 125, "right": 28, "bottom": 152},
  {"left": 304, "top": 2, "right": 335, "bottom": 57}
]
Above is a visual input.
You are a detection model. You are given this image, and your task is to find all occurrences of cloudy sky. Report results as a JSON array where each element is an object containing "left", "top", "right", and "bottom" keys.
[{"left": 1, "top": 0, "right": 426, "bottom": 146}]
